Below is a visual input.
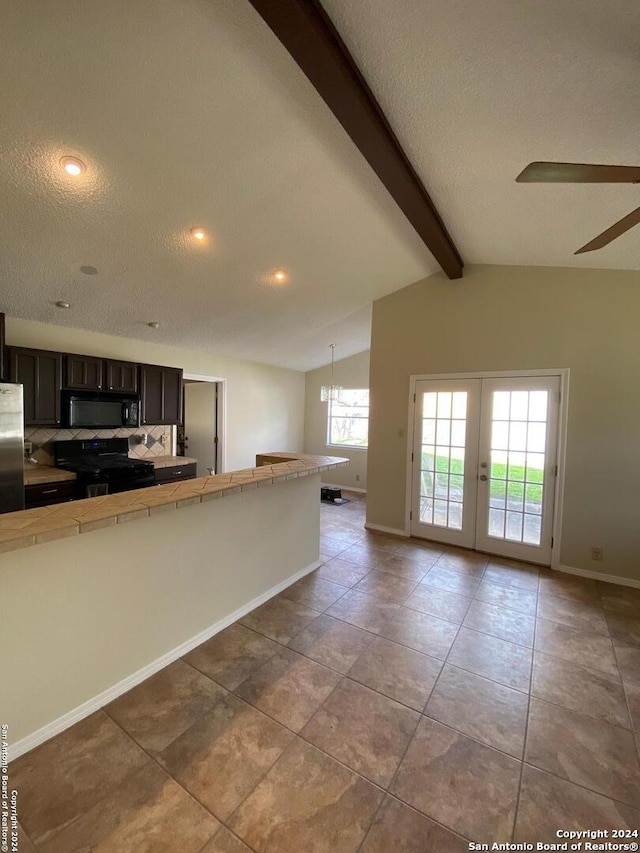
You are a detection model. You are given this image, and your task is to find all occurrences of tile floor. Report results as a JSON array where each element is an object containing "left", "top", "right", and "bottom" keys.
[{"left": 12, "top": 492, "right": 640, "bottom": 851}]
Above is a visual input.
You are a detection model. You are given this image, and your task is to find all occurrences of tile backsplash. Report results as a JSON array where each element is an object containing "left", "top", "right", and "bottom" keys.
[{"left": 25, "top": 425, "right": 173, "bottom": 465}]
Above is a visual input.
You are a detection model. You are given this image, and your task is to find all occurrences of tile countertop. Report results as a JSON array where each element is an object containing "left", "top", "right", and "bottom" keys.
[
  {"left": 0, "top": 452, "right": 348, "bottom": 554},
  {"left": 151, "top": 455, "right": 198, "bottom": 469},
  {"left": 23, "top": 464, "right": 77, "bottom": 486}
]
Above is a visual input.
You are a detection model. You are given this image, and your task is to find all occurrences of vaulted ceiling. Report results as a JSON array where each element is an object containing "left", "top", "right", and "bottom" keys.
[{"left": 1, "top": 1, "right": 638, "bottom": 372}]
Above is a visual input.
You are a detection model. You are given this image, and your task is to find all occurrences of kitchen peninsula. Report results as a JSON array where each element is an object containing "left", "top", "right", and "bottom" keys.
[{"left": 2, "top": 452, "right": 348, "bottom": 760}]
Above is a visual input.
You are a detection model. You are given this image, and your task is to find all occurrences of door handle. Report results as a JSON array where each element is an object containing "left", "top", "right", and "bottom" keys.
[{"left": 479, "top": 474, "right": 488, "bottom": 481}]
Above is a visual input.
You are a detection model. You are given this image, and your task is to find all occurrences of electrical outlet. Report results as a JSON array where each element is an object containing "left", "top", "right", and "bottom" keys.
[
  {"left": 591, "top": 546, "right": 603, "bottom": 561},
  {"left": 160, "top": 434, "right": 167, "bottom": 446},
  {"left": 24, "top": 441, "right": 32, "bottom": 458},
  {"left": 355, "top": 474, "right": 360, "bottom": 482}
]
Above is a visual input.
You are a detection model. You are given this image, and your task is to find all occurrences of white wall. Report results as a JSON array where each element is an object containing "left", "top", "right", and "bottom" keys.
[
  {"left": 4, "top": 475, "right": 320, "bottom": 755},
  {"left": 304, "top": 350, "right": 370, "bottom": 490},
  {"left": 6, "top": 317, "right": 305, "bottom": 471},
  {"left": 368, "top": 265, "right": 640, "bottom": 581}
]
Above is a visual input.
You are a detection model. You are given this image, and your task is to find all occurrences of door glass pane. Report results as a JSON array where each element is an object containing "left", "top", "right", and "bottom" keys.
[
  {"left": 486, "top": 390, "right": 549, "bottom": 545},
  {"left": 419, "top": 391, "right": 468, "bottom": 529}
]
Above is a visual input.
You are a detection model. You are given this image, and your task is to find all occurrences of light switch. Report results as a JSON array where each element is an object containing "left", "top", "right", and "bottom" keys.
[{"left": 398, "top": 428, "right": 405, "bottom": 439}]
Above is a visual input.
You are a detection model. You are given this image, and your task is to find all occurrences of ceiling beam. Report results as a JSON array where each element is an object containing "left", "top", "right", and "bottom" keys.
[{"left": 246, "top": 0, "right": 463, "bottom": 279}]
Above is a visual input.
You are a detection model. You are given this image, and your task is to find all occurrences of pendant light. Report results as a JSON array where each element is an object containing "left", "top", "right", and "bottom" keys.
[{"left": 320, "top": 344, "right": 344, "bottom": 403}]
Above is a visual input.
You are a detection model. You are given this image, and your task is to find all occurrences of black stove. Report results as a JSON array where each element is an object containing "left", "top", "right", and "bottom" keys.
[{"left": 55, "top": 438, "right": 156, "bottom": 497}]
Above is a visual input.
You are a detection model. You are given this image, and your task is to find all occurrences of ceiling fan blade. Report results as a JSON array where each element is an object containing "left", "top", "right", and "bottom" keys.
[
  {"left": 516, "top": 162, "right": 640, "bottom": 183},
  {"left": 575, "top": 206, "right": 640, "bottom": 254}
]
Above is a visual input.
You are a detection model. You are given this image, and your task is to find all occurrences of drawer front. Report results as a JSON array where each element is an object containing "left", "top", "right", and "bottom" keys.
[
  {"left": 25, "top": 480, "right": 76, "bottom": 507},
  {"left": 155, "top": 463, "right": 197, "bottom": 484}
]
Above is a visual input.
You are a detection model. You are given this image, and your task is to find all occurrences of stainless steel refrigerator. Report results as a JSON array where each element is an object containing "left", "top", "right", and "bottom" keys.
[{"left": 0, "top": 383, "right": 25, "bottom": 513}]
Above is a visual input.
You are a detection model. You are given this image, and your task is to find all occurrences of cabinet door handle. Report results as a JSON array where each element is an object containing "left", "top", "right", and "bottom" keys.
[{"left": 42, "top": 488, "right": 58, "bottom": 494}]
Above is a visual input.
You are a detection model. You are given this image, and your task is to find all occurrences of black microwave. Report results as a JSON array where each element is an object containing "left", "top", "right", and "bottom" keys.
[{"left": 63, "top": 391, "right": 140, "bottom": 428}]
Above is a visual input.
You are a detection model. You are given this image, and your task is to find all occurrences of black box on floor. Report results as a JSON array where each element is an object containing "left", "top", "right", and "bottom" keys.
[{"left": 321, "top": 486, "right": 342, "bottom": 502}]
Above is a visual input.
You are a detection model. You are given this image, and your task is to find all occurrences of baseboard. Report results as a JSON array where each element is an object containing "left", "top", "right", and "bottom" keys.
[
  {"left": 557, "top": 563, "right": 640, "bottom": 589},
  {"left": 9, "top": 558, "right": 321, "bottom": 762},
  {"left": 364, "top": 522, "right": 409, "bottom": 538},
  {"left": 321, "top": 481, "right": 367, "bottom": 495}
]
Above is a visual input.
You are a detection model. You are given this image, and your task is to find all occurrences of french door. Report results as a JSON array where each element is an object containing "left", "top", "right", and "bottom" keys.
[{"left": 410, "top": 374, "right": 561, "bottom": 564}]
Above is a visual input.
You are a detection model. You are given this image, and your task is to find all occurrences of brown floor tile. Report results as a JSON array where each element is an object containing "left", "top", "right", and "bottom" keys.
[
  {"left": 376, "top": 555, "right": 431, "bottom": 582},
  {"left": 316, "top": 558, "right": 371, "bottom": 586},
  {"left": 12, "top": 712, "right": 149, "bottom": 846},
  {"left": 448, "top": 627, "right": 532, "bottom": 691},
  {"left": 623, "top": 678, "right": 640, "bottom": 731},
  {"left": 157, "top": 693, "right": 293, "bottom": 820},
  {"left": 515, "top": 764, "right": 640, "bottom": 843},
  {"left": 615, "top": 643, "right": 640, "bottom": 682},
  {"left": 393, "top": 540, "right": 444, "bottom": 564},
  {"left": 537, "top": 593, "right": 609, "bottom": 635},
  {"left": 534, "top": 618, "right": 619, "bottom": 676},
  {"left": 302, "top": 678, "right": 419, "bottom": 786},
  {"left": 281, "top": 574, "right": 349, "bottom": 610},
  {"left": 359, "top": 531, "right": 405, "bottom": 553},
  {"left": 421, "top": 565, "right": 482, "bottom": 597},
  {"left": 483, "top": 560, "right": 539, "bottom": 591},
  {"left": 106, "top": 660, "right": 227, "bottom": 753},
  {"left": 538, "top": 570, "right": 599, "bottom": 603},
  {"left": 532, "top": 652, "right": 630, "bottom": 729},
  {"left": 347, "top": 636, "right": 442, "bottom": 710},
  {"left": 474, "top": 579, "right": 537, "bottom": 614},
  {"left": 230, "top": 739, "right": 383, "bottom": 853},
  {"left": 525, "top": 698, "right": 640, "bottom": 807},
  {"left": 463, "top": 598, "right": 535, "bottom": 646},
  {"left": 354, "top": 569, "right": 417, "bottom": 604},
  {"left": 235, "top": 648, "right": 341, "bottom": 732},
  {"left": 183, "top": 623, "right": 280, "bottom": 690},
  {"left": 319, "top": 535, "right": 349, "bottom": 557},
  {"left": 435, "top": 550, "right": 488, "bottom": 576},
  {"left": 338, "top": 543, "right": 389, "bottom": 569},
  {"left": 391, "top": 716, "right": 521, "bottom": 842},
  {"left": 39, "top": 761, "right": 219, "bottom": 853},
  {"left": 17, "top": 825, "right": 35, "bottom": 853},
  {"left": 320, "top": 525, "right": 362, "bottom": 545},
  {"left": 403, "top": 584, "right": 472, "bottom": 624},
  {"left": 379, "top": 606, "right": 458, "bottom": 658},
  {"left": 599, "top": 583, "right": 640, "bottom": 618},
  {"left": 239, "top": 596, "right": 320, "bottom": 644},
  {"left": 287, "top": 613, "right": 373, "bottom": 673},
  {"left": 360, "top": 795, "right": 469, "bottom": 852},
  {"left": 200, "top": 827, "right": 253, "bottom": 852},
  {"left": 425, "top": 664, "right": 528, "bottom": 757},
  {"left": 606, "top": 610, "right": 640, "bottom": 648},
  {"left": 326, "top": 589, "right": 400, "bottom": 633}
]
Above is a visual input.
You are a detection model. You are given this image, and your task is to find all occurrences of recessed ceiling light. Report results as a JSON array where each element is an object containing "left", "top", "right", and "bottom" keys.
[
  {"left": 148, "top": 321, "right": 160, "bottom": 329},
  {"left": 272, "top": 269, "right": 288, "bottom": 284},
  {"left": 190, "top": 227, "right": 206, "bottom": 241},
  {"left": 60, "top": 156, "right": 85, "bottom": 176},
  {"left": 56, "top": 301, "right": 71, "bottom": 309}
]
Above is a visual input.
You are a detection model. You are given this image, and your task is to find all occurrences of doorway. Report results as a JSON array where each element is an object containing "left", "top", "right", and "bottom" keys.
[
  {"left": 408, "top": 371, "right": 567, "bottom": 565},
  {"left": 182, "top": 376, "right": 225, "bottom": 477}
]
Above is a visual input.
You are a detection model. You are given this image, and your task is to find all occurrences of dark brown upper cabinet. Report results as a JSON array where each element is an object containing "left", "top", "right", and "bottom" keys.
[
  {"left": 105, "top": 359, "right": 138, "bottom": 394},
  {"left": 0, "top": 312, "right": 6, "bottom": 382},
  {"left": 63, "top": 355, "right": 138, "bottom": 393},
  {"left": 65, "top": 354, "right": 104, "bottom": 391},
  {"left": 139, "top": 364, "right": 183, "bottom": 425},
  {"left": 9, "top": 347, "right": 62, "bottom": 425}
]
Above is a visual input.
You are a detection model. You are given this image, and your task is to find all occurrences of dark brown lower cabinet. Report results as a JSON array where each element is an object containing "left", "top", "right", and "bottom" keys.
[
  {"left": 154, "top": 463, "right": 197, "bottom": 484},
  {"left": 25, "top": 480, "right": 76, "bottom": 509}
]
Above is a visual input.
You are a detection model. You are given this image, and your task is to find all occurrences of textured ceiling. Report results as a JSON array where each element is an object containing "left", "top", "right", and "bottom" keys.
[
  {"left": 3, "top": 2, "right": 639, "bottom": 374},
  {"left": 0, "top": 0, "right": 436, "bottom": 372},
  {"left": 322, "top": 0, "right": 640, "bottom": 271}
]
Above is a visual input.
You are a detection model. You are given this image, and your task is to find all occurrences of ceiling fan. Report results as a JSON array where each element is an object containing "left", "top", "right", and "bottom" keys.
[{"left": 516, "top": 162, "right": 640, "bottom": 254}]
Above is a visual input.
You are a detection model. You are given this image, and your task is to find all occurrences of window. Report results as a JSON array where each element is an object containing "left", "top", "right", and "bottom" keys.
[{"left": 328, "top": 389, "right": 369, "bottom": 448}]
